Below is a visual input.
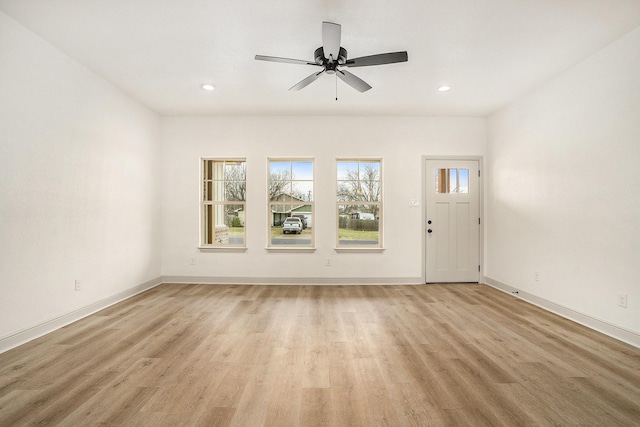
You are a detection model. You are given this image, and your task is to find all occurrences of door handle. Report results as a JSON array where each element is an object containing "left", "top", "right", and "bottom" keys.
[{"left": 427, "top": 229, "right": 433, "bottom": 233}]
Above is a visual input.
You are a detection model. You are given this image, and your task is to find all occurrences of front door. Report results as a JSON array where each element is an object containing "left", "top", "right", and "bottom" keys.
[{"left": 425, "top": 159, "right": 480, "bottom": 283}]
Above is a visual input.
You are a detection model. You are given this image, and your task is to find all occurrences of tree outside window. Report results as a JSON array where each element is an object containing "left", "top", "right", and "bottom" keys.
[
  {"left": 201, "top": 159, "right": 246, "bottom": 246},
  {"left": 337, "top": 159, "right": 382, "bottom": 247}
]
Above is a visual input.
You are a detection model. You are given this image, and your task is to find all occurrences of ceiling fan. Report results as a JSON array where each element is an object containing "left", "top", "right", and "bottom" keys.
[{"left": 255, "top": 22, "right": 408, "bottom": 93}]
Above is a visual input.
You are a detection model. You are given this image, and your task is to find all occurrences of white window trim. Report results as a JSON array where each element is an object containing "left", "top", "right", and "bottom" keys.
[{"left": 200, "top": 158, "right": 247, "bottom": 249}]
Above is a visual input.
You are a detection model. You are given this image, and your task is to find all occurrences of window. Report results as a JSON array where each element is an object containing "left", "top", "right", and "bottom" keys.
[
  {"left": 337, "top": 159, "right": 382, "bottom": 247},
  {"left": 268, "top": 159, "right": 314, "bottom": 247},
  {"left": 201, "top": 159, "right": 246, "bottom": 247},
  {"left": 435, "top": 168, "right": 469, "bottom": 193}
]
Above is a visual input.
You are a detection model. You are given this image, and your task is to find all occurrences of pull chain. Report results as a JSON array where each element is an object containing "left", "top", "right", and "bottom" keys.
[{"left": 335, "top": 74, "right": 338, "bottom": 101}]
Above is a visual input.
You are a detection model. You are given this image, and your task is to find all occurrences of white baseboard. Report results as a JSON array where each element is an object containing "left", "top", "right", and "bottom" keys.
[
  {"left": 161, "top": 275, "right": 423, "bottom": 285},
  {"left": 484, "top": 277, "right": 640, "bottom": 349},
  {"left": 0, "top": 276, "right": 162, "bottom": 354}
]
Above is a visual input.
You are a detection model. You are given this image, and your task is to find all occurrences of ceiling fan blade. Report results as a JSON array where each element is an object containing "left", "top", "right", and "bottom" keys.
[
  {"left": 290, "top": 70, "right": 326, "bottom": 91},
  {"left": 255, "top": 55, "right": 319, "bottom": 66},
  {"left": 344, "top": 51, "right": 408, "bottom": 67},
  {"left": 337, "top": 69, "right": 372, "bottom": 93},
  {"left": 322, "top": 22, "right": 341, "bottom": 62}
]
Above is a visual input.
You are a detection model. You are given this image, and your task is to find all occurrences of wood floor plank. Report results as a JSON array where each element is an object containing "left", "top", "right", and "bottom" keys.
[
  {"left": 1, "top": 283, "right": 639, "bottom": 426},
  {"left": 299, "top": 388, "right": 332, "bottom": 427},
  {"left": 263, "top": 347, "right": 304, "bottom": 426},
  {"left": 387, "top": 381, "right": 443, "bottom": 426},
  {"left": 352, "top": 357, "right": 402, "bottom": 425},
  {"left": 327, "top": 342, "right": 368, "bottom": 426}
]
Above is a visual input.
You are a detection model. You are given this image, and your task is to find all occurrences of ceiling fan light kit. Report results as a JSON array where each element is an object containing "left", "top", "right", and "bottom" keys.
[{"left": 255, "top": 21, "right": 408, "bottom": 93}]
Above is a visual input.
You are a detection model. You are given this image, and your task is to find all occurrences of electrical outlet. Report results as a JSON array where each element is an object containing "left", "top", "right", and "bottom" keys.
[
  {"left": 75, "top": 279, "right": 81, "bottom": 291},
  {"left": 534, "top": 271, "right": 540, "bottom": 282},
  {"left": 190, "top": 258, "right": 196, "bottom": 265},
  {"left": 325, "top": 258, "right": 331, "bottom": 267},
  {"left": 618, "top": 293, "right": 628, "bottom": 308}
]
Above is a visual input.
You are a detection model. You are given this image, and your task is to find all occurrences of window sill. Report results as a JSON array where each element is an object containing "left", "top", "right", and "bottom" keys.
[
  {"left": 334, "top": 247, "right": 385, "bottom": 253},
  {"left": 265, "top": 247, "right": 317, "bottom": 253},
  {"left": 198, "top": 246, "right": 247, "bottom": 252}
]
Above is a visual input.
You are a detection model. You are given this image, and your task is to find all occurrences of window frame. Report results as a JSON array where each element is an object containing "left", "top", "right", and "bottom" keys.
[
  {"left": 200, "top": 158, "right": 247, "bottom": 249},
  {"left": 267, "top": 157, "right": 315, "bottom": 250},
  {"left": 336, "top": 158, "right": 383, "bottom": 250}
]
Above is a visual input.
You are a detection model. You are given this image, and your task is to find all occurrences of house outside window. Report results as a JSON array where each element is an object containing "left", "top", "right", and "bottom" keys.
[
  {"left": 201, "top": 159, "right": 246, "bottom": 247},
  {"left": 268, "top": 158, "right": 314, "bottom": 247},
  {"left": 337, "top": 159, "right": 382, "bottom": 247}
]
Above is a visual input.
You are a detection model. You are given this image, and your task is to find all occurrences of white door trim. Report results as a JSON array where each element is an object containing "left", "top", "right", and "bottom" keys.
[{"left": 421, "top": 156, "right": 484, "bottom": 284}]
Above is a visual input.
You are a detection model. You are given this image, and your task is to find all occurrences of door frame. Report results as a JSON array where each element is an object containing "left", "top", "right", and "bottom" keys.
[{"left": 421, "top": 156, "right": 484, "bottom": 284}]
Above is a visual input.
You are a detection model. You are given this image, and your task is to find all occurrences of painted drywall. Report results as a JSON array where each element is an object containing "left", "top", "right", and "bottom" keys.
[
  {"left": 0, "top": 12, "right": 161, "bottom": 339},
  {"left": 160, "top": 116, "right": 486, "bottom": 282},
  {"left": 486, "top": 27, "right": 640, "bottom": 334}
]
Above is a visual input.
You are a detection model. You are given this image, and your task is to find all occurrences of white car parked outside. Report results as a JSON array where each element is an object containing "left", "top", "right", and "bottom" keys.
[{"left": 282, "top": 217, "right": 303, "bottom": 234}]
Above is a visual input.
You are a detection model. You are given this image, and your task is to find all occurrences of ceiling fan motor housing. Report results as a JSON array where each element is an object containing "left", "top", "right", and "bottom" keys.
[{"left": 315, "top": 47, "right": 347, "bottom": 73}]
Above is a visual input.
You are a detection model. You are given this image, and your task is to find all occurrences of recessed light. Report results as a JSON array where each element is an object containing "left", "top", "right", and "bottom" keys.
[
  {"left": 201, "top": 84, "right": 215, "bottom": 91},
  {"left": 438, "top": 85, "right": 451, "bottom": 92}
]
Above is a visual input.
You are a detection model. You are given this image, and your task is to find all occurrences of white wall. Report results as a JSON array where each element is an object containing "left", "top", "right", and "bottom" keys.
[
  {"left": 486, "top": 27, "right": 640, "bottom": 336},
  {"left": 0, "top": 12, "right": 161, "bottom": 340},
  {"left": 161, "top": 116, "right": 485, "bottom": 282}
]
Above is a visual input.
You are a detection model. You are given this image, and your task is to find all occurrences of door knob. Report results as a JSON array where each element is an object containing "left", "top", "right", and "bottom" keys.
[{"left": 427, "top": 229, "right": 433, "bottom": 233}]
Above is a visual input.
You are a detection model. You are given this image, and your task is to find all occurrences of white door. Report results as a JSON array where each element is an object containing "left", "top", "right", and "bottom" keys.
[{"left": 425, "top": 159, "right": 480, "bottom": 283}]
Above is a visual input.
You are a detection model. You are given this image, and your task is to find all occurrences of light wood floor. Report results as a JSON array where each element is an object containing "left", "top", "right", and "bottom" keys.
[{"left": 1, "top": 284, "right": 639, "bottom": 426}]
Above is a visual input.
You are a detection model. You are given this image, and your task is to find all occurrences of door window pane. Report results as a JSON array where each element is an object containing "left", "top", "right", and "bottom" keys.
[{"left": 435, "top": 168, "right": 469, "bottom": 193}]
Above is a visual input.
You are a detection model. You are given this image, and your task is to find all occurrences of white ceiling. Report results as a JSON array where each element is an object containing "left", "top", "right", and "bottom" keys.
[{"left": 2, "top": 0, "right": 640, "bottom": 117}]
